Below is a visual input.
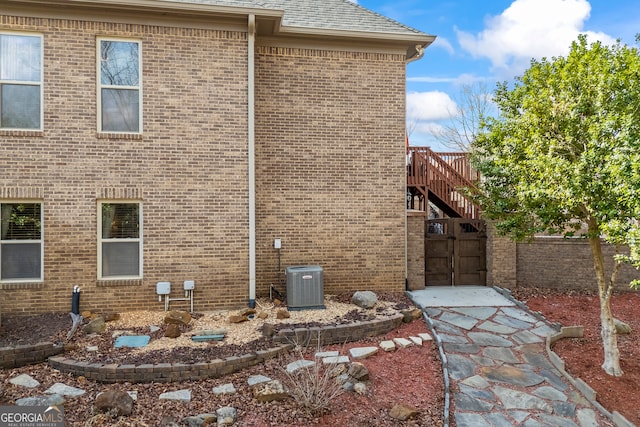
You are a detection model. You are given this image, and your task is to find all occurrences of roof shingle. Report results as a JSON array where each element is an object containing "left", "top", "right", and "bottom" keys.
[{"left": 163, "top": 0, "right": 431, "bottom": 38}]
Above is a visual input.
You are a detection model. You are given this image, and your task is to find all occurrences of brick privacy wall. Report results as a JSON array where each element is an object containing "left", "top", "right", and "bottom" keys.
[
  {"left": 0, "top": 16, "right": 250, "bottom": 314},
  {"left": 254, "top": 46, "right": 408, "bottom": 297},
  {"left": 515, "top": 238, "right": 640, "bottom": 290},
  {"left": 486, "top": 221, "right": 517, "bottom": 288},
  {"left": 406, "top": 211, "right": 426, "bottom": 290}
]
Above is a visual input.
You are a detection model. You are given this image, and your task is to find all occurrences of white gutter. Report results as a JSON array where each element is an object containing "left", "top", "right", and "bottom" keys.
[{"left": 248, "top": 14, "right": 257, "bottom": 308}]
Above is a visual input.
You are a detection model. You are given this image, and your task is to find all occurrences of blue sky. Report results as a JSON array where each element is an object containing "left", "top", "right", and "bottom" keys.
[{"left": 355, "top": 0, "right": 640, "bottom": 151}]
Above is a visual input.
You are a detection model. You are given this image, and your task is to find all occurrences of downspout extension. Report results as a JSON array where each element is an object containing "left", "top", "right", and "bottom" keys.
[{"left": 248, "top": 14, "right": 256, "bottom": 308}]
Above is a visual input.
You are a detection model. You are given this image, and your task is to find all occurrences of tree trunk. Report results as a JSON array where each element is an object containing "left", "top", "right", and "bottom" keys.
[{"left": 587, "top": 220, "right": 623, "bottom": 376}]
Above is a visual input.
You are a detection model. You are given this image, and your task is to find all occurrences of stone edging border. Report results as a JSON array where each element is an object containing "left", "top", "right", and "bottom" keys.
[
  {"left": 545, "top": 327, "right": 635, "bottom": 427},
  {"left": 44, "top": 313, "right": 404, "bottom": 383},
  {"left": 495, "top": 286, "right": 635, "bottom": 427},
  {"left": 404, "top": 291, "right": 451, "bottom": 427},
  {"left": 0, "top": 342, "right": 63, "bottom": 369}
]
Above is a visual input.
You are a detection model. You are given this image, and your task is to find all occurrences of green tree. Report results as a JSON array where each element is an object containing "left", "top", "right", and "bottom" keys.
[{"left": 471, "top": 35, "right": 640, "bottom": 376}]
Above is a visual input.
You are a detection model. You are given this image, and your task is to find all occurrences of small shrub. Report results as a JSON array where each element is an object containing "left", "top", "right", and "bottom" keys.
[{"left": 280, "top": 333, "right": 345, "bottom": 416}]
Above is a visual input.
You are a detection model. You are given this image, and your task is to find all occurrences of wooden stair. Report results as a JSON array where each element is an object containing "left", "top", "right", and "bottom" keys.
[{"left": 407, "top": 147, "right": 480, "bottom": 219}]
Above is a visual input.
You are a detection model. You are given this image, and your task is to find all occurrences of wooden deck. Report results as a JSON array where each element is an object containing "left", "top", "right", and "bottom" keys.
[{"left": 407, "top": 147, "right": 480, "bottom": 219}]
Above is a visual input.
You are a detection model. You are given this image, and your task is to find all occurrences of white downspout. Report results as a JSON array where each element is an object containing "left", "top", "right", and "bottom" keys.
[
  {"left": 405, "top": 44, "right": 426, "bottom": 290},
  {"left": 248, "top": 14, "right": 256, "bottom": 308}
]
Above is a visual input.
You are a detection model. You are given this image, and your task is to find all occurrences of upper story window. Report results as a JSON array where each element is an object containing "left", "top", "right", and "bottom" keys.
[
  {"left": 0, "top": 33, "right": 43, "bottom": 130},
  {"left": 1, "top": 202, "right": 43, "bottom": 281},
  {"left": 98, "top": 39, "right": 141, "bottom": 133},
  {"left": 98, "top": 202, "right": 142, "bottom": 279}
]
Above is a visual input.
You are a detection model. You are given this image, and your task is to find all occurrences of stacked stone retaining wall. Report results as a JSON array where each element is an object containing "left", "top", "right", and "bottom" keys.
[
  {"left": 41, "top": 314, "right": 403, "bottom": 383},
  {"left": 0, "top": 342, "right": 63, "bottom": 369}
]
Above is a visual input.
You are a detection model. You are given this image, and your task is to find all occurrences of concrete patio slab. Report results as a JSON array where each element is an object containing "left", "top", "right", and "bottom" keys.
[{"left": 409, "top": 286, "right": 516, "bottom": 308}]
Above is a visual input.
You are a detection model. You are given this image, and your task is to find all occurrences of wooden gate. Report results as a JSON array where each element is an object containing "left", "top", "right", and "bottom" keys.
[{"left": 425, "top": 218, "right": 487, "bottom": 286}]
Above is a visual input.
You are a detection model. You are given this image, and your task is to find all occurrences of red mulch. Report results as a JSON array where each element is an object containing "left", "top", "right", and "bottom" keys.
[{"left": 512, "top": 287, "right": 640, "bottom": 426}]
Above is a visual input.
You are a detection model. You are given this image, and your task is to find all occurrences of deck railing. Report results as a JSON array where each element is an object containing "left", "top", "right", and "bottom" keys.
[{"left": 407, "top": 147, "right": 480, "bottom": 219}]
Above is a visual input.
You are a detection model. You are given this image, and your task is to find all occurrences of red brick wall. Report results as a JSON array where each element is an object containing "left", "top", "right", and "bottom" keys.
[
  {"left": 515, "top": 238, "right": 639, "bottom": 290},
  {"left": 255, "top": 46, "right": 408, "bottom": 296},
  {"left": 1, "top": 14, "right": 411, "bottom": 315},
  {"left": 1, "top": 15, "right": 250, "bottom": 314}
]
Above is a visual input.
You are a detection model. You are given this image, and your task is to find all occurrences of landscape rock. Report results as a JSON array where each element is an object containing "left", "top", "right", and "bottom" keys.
[
  {"left": 103, "top": 312, "right": 121, "bottom": 322},
  {"left": 239, "top": 308, "right": 257, "bottom": 317},
  {"left": 286, "top": 359, "right": 315, "bottom": 373},
  {"left": 160, "top": 417, "right": 181, "bottom": 427},
  {"left": 164, "top": 310, "right": 191, "bottom": 325},
  {"left": 257, "top": 311, "right": 269, "bottom": 319},
  {"left": 182, "top": 414, "right": 217, "bottom": 427},
  {"left": 389, "top": 403, "right": 419, "bottom": 421},
  {"left": 10, "top": 374, "right": 40, "bottom": 388},
  {"left": 349, "top": 346, "right": 378, "bottom": 359},
  {"left": 83, "top": 317, "right": 106, "bottom": 334},
  {"left": 165, "top": 324, "right": 181, "bottom": 338},
  {"left": 247, "top": 375, "right": 272, "bottom": 386},
  {"left": 216, "top": 407, "right": 237, "bottom": 426},
  {"left": 94, "top": 390, "right": 134, "bottom": 416},
  {"left": 322, "top": 355, "right": 349, "bottom": 365},
  {"left": 354, "top": 382, "right": 367, "bottom": 395},
  {"left": 252, "top": 380, "right": 288, "bottom": 402},
  {"left": 351, "top": 291, "right": 378, "bottom": 309},
  {"left": 262, "top": 323, "right": 275, "bottom": 337},
  {"left": 159, "top": 389, "right": 191, "bottom": 403},
  {"left": 276, "top": 309, "right": 290, "bottom": 319},
  {"left": 393, "top": 337, "right": 413, "bottom": 348},
  {"left": 380, "top": 340, "right": 396, "bottom": 351},
  {"left": 614, "top": 318, "right": 632, "bottom": 335},
  {"left": 16, "top": 394, "right": 65, "bottom": 407},
  {"left": 212, "top": 383, "right": 236, "bottom": 395},
  {"left": 45, "top": 383, "right": 86, "bottom": 397},
  {"left": 228, "top": 314, "right": 248, "bottom": 324},
  {"left": 401, "top": 308, "right": 423, "bottom": 323},
  {"left": 347, "top": 362, "right": 370, "bottom": 381}
]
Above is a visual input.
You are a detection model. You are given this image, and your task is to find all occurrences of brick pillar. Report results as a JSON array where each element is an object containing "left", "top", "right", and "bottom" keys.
[
  {"left": 407, "top": 211, "right": 426, "bottom": 290},
  {"left": 486, "top": 221, "right": 517, "bottom": 288}
]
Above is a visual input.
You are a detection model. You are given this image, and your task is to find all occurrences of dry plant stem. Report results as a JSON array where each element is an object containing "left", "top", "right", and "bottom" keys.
[{"left": 280, "top": 333, "right": 345, "bottom": 416}]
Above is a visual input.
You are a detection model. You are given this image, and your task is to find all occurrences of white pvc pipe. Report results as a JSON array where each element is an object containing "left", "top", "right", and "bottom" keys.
[{"left": 248, "top": 14, "right": 256, "bottom": 307}]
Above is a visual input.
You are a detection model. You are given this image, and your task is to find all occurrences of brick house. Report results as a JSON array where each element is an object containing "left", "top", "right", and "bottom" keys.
[{"left": 0, "top": 0, "right": 433, "bottom": 315}]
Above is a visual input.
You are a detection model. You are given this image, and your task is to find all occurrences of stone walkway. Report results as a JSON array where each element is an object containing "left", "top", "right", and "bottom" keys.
[{"left": 423, "top": 303, "right": 604, "bottom": 427}]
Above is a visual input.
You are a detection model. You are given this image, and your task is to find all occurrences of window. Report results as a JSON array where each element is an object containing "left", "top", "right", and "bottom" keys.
[
  {"left": 98, "top": 39, "right": 141, "bottom": 133},
  {"left": 0, "top": 202, "right": 42, "bottom": 281},
  {"left": 98, "top": 202, "right": 142, "bottom": 279},
  {"left": 0, "top": 33, "right": 42, "bottom": 130}
]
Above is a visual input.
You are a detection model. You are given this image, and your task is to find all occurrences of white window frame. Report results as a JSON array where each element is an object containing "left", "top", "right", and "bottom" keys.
[
  {"left": 0, "top": 201, "right": 43, "bottom": 283},
  {"left": 0, "top": 32, "right": 44, "bottom": 131},
  {"left": 96, "top": 37, "right": 142, "bottom": 134},
  {"left": 97, "top": 200, "right": 143, "bottom": 280}
]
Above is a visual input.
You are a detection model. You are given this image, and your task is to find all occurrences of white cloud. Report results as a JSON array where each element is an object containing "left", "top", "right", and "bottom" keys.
[
  {"left": 431, "top": 36, "right": 455, "bottom": 55},
  {"left": 406, "top": 91, "right": 458, "bottom": 121},
  {"left": 407, "top": 73, "right": 489, "bottom": 86},
  {"left": 456, "top": 0, "right": 617, "bottom": 75}
]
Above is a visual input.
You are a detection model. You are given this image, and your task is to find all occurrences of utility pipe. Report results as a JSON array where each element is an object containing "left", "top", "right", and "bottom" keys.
[{"left": 248, "top": 14, "right": 256, "bottom": 308}]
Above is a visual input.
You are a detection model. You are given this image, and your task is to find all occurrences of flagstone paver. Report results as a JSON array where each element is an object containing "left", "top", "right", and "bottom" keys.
[{"left": 412, "top": 297, "right": 610, "bottom": 427}]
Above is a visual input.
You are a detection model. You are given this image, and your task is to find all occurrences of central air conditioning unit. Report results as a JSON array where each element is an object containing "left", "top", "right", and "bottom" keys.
[{"left": 285, "top": 265, "right": 325, "bottom": 311}]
